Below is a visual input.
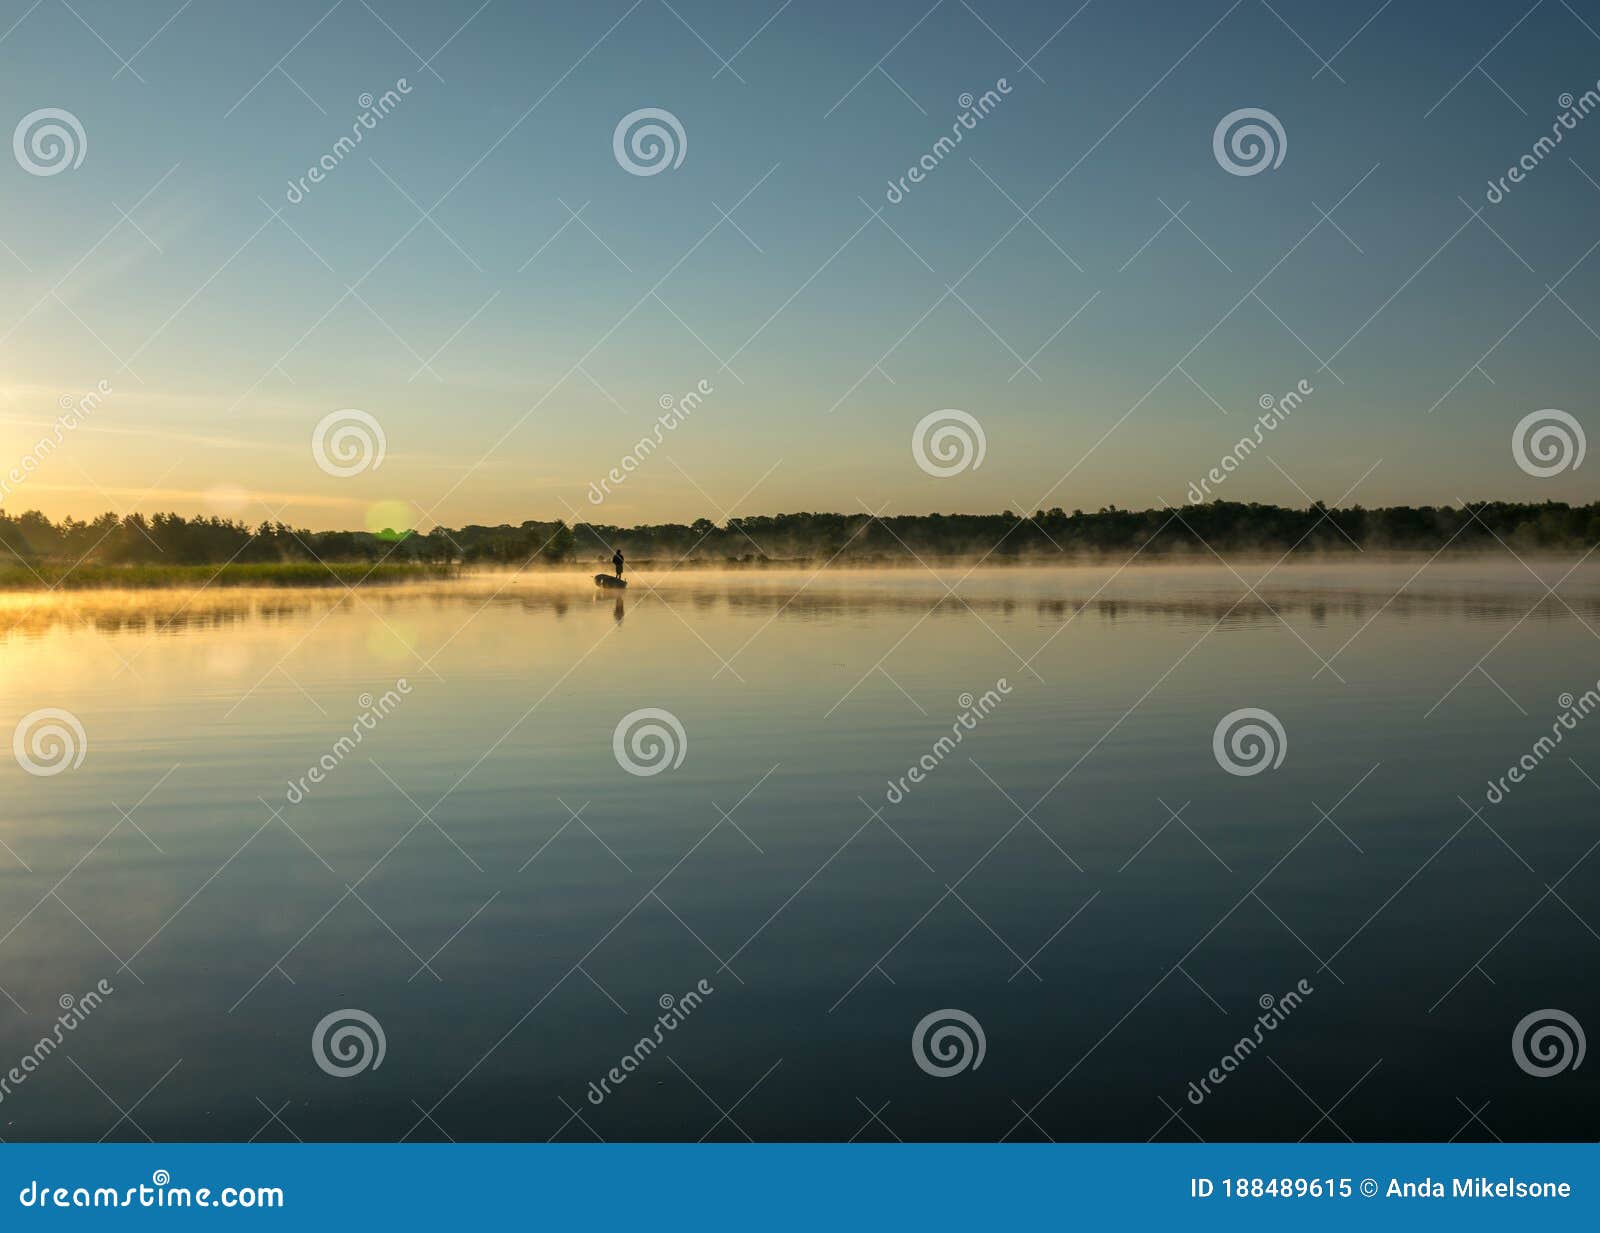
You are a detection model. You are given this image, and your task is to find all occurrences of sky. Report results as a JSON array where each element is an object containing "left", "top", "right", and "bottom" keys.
[{"left": 2, "top": 0, "right": 1599, "bottom": 530}]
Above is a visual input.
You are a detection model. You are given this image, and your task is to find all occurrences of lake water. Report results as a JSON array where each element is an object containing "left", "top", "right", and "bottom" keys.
[{"left": 2, "top": 562, "right": 1597, "bottom": 1142}]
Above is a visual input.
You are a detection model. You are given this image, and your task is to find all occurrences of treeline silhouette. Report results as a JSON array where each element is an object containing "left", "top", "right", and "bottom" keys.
[{"left": 3, "top": 501, "right": 1598, "bottom": 568}]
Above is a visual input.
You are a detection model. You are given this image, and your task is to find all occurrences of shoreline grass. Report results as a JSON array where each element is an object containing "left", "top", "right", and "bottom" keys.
[{"left": 0, "top": 562, "right": 460, "bottom": 591}]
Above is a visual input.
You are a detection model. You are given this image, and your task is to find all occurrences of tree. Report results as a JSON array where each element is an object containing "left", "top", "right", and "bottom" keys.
[{"left": 542, "top": 523, "right": 576, "bottom": 562}]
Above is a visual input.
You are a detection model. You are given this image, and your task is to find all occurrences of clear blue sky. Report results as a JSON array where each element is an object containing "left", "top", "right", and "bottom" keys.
[{"left": 2, "top": 0, "right": 1597, "bottom": 528}]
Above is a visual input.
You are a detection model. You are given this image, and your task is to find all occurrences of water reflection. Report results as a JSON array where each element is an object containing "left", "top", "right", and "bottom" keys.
[
  {"left": 4, "top": 560, "right": 1598, "bottom": 641},
  {"left": 2, "top": 563, "right": 1597, "bottom": 1142}
]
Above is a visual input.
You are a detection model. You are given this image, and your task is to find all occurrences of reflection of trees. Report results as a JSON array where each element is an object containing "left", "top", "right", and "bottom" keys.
[{"left": 8, "top": 578, "right": 1594, "bottom": 643}]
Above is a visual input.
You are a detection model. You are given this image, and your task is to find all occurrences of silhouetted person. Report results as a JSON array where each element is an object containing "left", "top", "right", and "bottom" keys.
[{"left": 612, "top": 549, "right": 624, "bottom": 580}]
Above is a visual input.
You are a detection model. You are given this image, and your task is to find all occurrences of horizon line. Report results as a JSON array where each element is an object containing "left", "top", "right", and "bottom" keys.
[{"left": 2, "top": 495, "right": 1593, "bottom": 536}]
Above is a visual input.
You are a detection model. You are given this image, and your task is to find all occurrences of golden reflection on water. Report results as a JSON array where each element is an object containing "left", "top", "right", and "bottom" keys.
[{"left": 2, "top": 560, "right": 1599, "bottom": 643}]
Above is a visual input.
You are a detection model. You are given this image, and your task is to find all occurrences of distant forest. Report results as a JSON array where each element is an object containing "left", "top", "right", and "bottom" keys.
[{"left": 3, "top": 501, "right": 1599, "bottom": 568}]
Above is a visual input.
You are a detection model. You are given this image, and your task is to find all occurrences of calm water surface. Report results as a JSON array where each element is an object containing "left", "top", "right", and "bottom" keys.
[{"left": 2, "top": 562, "right": 1597, "bottom": 1141}]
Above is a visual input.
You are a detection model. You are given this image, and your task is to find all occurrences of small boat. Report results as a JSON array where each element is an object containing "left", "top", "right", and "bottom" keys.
[{"left": 594, "top": 574, "right": 627, "bottom": 589}]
